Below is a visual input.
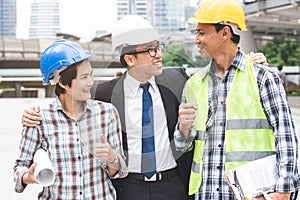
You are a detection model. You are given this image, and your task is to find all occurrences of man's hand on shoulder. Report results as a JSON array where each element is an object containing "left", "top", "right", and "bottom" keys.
[
  {"left": 250, "top": 52, "right": 269, "bottom": 67},
  {"left": 22, "top": 105, "right": 42, "bottom": 127}
]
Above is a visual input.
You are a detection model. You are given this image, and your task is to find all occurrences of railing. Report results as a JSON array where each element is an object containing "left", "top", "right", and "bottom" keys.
[
  {"left": 0, "top": 68, "right": 127, "bottom": 83},
  {"left": 0, "top": 36, "right": 119, "bottom": 63}
]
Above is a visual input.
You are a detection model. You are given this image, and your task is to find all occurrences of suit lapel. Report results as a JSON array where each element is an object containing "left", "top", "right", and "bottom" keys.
[
  {"left": 155, "top": 69, "right": 186, "bottom": 142},
  {"left": 111, "top": 76, "right": 128, "bottom": 160},
  {"left": 111, "top": 76, "right": 125, "bottom": 131},
  {"left": 155, "top": 75, "right": 174, "bottom": 141}
]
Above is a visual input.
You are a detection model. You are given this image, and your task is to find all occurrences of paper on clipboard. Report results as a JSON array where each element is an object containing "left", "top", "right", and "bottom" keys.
[{"left": 225, "top": 155, "right": 278, "bottom": 200}]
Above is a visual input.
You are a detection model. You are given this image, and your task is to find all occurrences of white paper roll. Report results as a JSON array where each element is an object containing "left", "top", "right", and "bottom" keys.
[{"left": 33, "top": 149, "right": 55, "bottom": 186}]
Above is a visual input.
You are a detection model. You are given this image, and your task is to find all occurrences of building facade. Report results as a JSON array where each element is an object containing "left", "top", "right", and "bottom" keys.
[
  {"left": 117, "top": 0, "right": 190, "bottom": 34},
  {"left": 117, "top": 0, "right": 148, "bottom": 20},
  {"left": 0, "top": 0, "right": 17, "bottom": 37},
  {"left": 29, "top": 0, "right": 60, "bottom": 38}
]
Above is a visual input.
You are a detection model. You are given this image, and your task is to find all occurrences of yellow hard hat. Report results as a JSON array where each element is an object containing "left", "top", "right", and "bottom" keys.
[{"left": 193, "top": 0, "right": 247, "bottom": 31}]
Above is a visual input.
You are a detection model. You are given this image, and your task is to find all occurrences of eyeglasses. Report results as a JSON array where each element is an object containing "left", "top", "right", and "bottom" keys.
[{"left": 129, "top": 43, "right": 165, "bottom": 57}]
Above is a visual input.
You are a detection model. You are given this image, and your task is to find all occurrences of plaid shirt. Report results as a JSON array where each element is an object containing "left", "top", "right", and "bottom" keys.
[
  {"left": 14, "top": 98, "right": 127, "bottom": 200},
  {"left": 175, "top": 50, "right": 300, "bottom": 199}
]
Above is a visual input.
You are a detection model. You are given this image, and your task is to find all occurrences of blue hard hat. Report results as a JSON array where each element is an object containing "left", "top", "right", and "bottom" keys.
[{"left": 40, "top": 39, "right": 92, "bottom": 85}]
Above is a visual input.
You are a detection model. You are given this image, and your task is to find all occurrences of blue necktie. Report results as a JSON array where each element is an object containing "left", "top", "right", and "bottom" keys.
[{"left": 140, "top": 82, "right": 156, "bottom": 179}]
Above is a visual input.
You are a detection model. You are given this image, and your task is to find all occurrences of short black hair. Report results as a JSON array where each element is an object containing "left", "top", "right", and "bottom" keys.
[
  {"left": 213, "top": 24, "right": 240, "bottom": 44},
  {"left": 54, "top": 60, "right": 85, "bottom": 96},
  {"left": 120, "top": 46, "right": 138, "bottom": 68},
  {"left": 120, "top": 54, "right": 127, "bottom": 67}
]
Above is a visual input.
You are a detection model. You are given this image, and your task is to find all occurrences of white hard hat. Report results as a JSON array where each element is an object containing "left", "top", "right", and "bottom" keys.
[{"left": 111, "top": 15, "right": 161, "bottom": 54}]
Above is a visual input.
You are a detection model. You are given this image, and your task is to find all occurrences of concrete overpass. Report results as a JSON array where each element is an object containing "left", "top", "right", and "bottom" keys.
[
  {"left": 241, "top": 0, "right": 300, "bottom": 53},
  {"left": 244, "top": 0, "right": 300, "bottom": 39},
  {"left": 0, "top": 34, "right": 123, "bottom": 97},
  {"left": 241, "top": 0, "right": 300, "bottom": 95}
]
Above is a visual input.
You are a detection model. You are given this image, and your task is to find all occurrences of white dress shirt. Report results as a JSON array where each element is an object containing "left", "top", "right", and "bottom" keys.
[{"left": 124, "top": 73, "right": 177, "bottom": 173}]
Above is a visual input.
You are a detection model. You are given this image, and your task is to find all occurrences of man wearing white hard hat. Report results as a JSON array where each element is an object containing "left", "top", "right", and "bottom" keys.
[{"left": 95, "top": 15, "right": 194, "bottom": 200}]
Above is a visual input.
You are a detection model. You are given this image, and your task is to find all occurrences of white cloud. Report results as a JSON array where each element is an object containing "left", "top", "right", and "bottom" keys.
[{"left": 59, "top": 0, "right": 117, "bottom": 37}]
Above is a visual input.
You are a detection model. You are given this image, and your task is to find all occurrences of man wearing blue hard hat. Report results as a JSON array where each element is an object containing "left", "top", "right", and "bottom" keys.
[{"left": 13, "top": 39, "right": 127, "bottom": 199}]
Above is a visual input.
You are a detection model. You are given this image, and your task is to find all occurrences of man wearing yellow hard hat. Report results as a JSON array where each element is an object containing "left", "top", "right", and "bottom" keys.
[{"left": 175, "top": 0, "right": 300, "bottom": 199}]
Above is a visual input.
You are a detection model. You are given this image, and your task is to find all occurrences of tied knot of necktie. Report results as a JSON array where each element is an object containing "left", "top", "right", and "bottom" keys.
[{"left": 140, "top": 82, "right": 150, "bottom": 91}]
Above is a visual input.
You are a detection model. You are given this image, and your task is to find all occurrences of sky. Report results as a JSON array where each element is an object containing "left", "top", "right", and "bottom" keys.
[
  {"left": 16, "top": 0, "right": 118, "bottom": 39},
  {"left": 16, "top": 0, "right": 198, "bottom": 39}
]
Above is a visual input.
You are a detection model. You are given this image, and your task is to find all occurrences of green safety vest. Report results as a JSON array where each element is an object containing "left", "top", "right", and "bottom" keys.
[{"left": 185, "top": 56, "right": 276, "bottom": 195}]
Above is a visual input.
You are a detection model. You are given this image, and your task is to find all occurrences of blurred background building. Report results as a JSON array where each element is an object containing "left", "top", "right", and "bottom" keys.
[
  {"left": 116, "top": 0, "right": 191, "bottom": 33},
  {"left": 29, "top": 0, "right": 60, "bottom": 38},
  {"left": 0, "top": 0, "right": 17, "bottom": 37}
]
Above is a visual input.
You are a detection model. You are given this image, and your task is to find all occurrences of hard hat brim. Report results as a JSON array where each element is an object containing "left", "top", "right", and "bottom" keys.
[{"left": 112, "top": 28, "right": 161, "bottom": 52}]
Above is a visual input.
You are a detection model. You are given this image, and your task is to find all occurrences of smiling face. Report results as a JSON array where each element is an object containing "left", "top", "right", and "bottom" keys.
[
  {"left": 125, "top": 40, "right": 163, "bottom": 82},
  {"left": 193, "top": 23, "right": 224, "bottom": 59},
  {"left": 62, "top": 60, "right": 94, "bottom": 102}
]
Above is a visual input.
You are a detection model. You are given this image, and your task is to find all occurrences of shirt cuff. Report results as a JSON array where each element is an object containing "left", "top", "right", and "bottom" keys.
[
  {"left": 275, "top": 175, "right": 300, "bottom": 192},
  {"left": 174, "top": 124, "right": 196, "bottom": 152},
  {"left": 109, "top": 154, "right": 128, "bottom": 179},
  {"left": 14, "top": 168, "right": 29, "bottom": 193}
]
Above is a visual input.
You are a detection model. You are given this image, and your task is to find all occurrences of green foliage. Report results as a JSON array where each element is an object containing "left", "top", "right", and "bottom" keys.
[
  {"left": 0, "top": 86, "right": 13, "bottom": 89},
  {"left": 258, "top": 36, "right": 299, "bottom": 66},
  {"left": 163, "top": 43, "right": 193, "bottom": 67},
  {"left": 162, "top": 43, "right": 210, "bottom": 68},
  {"left": 193, "top": 55, "right": 211, "bottom": 68},
  {"left": 286, "top": 90, "right": 299, "bottom": 96}
]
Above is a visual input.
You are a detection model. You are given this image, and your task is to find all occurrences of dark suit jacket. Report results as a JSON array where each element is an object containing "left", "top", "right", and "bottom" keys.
[{"left": 93, "top": 67, "right": 193, "bottom": 196}]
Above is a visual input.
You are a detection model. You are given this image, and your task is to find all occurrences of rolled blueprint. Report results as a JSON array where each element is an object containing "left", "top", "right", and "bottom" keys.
[{"left": 33, "top": 149, "right": 55, "bottom": 186}]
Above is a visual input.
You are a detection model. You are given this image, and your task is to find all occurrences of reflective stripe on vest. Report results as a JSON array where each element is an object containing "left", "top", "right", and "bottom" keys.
[
  {"left": 185, "top": 56, "right": 275, "bottom": 195},
  {"left": 185, "top": 71, "right": 209, "bottom": 195},
  {"left": 227, "top": 119, "right": 272, "bottom": 130},
  {"left": 190, "top": 131, "right": 207, "bottom": 174},
  {"left": 225, "top": 56, "right": 275, "bottom": 170}
]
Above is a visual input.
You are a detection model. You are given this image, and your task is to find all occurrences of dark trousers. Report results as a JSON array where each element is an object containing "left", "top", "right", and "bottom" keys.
[
  {"left": 112, "top": 168, "right": 194, "bottom": 200},
  {"left": 291, "top": 191, "right": 298, "bottom": 200}
]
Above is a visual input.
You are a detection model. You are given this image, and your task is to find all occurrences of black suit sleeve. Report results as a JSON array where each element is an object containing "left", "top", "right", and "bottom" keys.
[{"left": 92, "top": 78, "right": 119, "bottom": 103}]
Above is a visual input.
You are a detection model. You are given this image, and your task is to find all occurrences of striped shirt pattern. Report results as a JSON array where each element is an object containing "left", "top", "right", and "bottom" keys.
[
  {"left": 14, "top": 98, "right": 127, "bottom": 200},
  {"left": 175, "top": 50, "right": 300, "bottom": 199}
]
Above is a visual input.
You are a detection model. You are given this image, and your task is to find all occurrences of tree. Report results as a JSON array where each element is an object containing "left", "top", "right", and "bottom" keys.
[
  {"left": 163, "top": 43, "right": 210, "bottom": 68},
  {"left": 258, "top": 36, "right": 299, "bottom": 66}
]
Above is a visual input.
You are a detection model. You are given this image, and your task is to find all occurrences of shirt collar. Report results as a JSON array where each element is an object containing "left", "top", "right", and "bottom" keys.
[
  {"left": 53, "top": 97, "right": 93, "bottom": 114},
  {"left": 200, "top": 49, "right": 247, "bottom": 80},
  {"left": 53, "top": 97, "right": 63, "bottom": 111},
  {"left": 147, "top": 76, "right": 158, "bottom": 92},
  {"left": 124, "top": 73, "right": 158, "bottom": 95},
  {"left": 231, "top": 49, "right": 246, "bottom": 72}
]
